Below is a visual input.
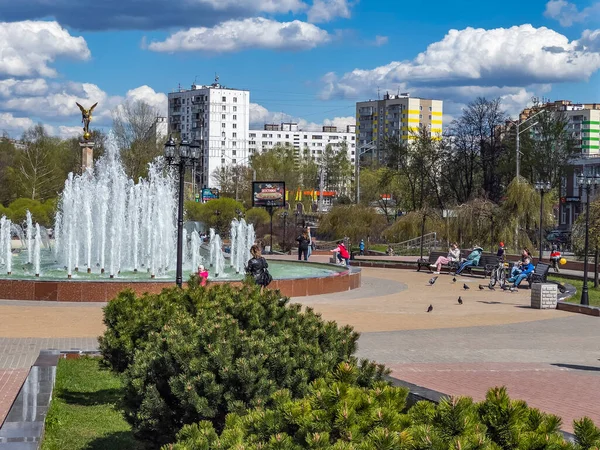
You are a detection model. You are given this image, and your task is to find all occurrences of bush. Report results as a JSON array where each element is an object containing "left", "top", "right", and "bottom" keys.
[
  {"left": 168, "top": 370, "right": 600, "bottom": 450},
  {"left": 99, "top": 282, "right": 387, "bottom": 447}
]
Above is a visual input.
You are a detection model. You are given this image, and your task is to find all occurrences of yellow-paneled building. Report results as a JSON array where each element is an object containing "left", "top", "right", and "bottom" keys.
[{"left": 356, "top": 92, "right": 443, "bottom": 163}]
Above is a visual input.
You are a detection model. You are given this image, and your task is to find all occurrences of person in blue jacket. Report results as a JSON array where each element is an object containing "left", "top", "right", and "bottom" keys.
[
  {"left": 455, "top": 246, "right": 483, "bottom": 275},
  {"left": 359, "top": 239, "right": 365, "bottom": 255},
  {"left": 509, "top": 257, "right": 534, "bottom": 287}
]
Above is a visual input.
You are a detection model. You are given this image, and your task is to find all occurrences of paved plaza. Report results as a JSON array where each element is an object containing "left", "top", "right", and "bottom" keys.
[{"left": 1, "top": 266, "right": 599, "bottom": 432}]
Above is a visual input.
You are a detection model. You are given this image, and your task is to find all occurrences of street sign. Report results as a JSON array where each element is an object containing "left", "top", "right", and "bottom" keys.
[{"left": 201, "top": 188, "right": 219, "bottom": 203}]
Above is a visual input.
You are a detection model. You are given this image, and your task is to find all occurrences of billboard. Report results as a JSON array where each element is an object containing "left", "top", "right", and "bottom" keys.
[
  {"left": 252, "top": 181, "right": 285, "bottom": 207},
  {"left": 201, "top": 187, "right": 219, "bottom": 203}
]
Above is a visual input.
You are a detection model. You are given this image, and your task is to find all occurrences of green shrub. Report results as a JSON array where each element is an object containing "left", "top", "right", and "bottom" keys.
[
  {"left": 100, "top": 282, "right": 387, "bottom": 447},
  {"left": 168, "top": 368, "right": 600, "bottom": 450}
]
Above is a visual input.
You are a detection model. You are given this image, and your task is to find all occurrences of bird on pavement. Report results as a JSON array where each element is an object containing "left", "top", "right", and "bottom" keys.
[
  {"left": 452, "top": 277, "right": 457, "bottom": 283},
  {"left": 427, "top": 304, "right": 433, "bottom": 312},
  {"left": 478, "top": 284, "right": 486, "bottom": 290},
  {"left": 428, "top": 276, "right": 439, "bottom": 286},
  {"left": 463, "top": 283, "right": 470, "bottom": 290},
  {"left": 458, "top": 296, "right": 463, "bottom": 305}
]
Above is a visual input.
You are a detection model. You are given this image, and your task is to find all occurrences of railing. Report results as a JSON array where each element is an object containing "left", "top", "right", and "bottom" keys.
[{"left": 387, "top": 232, "right": 439, "bottom": 255}]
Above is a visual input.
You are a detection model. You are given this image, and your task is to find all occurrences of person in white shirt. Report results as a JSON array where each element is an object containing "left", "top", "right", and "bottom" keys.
[{"left": 430, "top": 243, "right": 460, "bottom": 274}]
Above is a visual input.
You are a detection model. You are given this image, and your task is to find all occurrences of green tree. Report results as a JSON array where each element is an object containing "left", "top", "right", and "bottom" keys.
[
  {"left": 358, "top": 167, "right": 403, "bottom": 220},
  {"left": 112, "top": 99, "right": 164, "bottom": 180},
  {"left": 10, "top": 124, "right": 70, "bottom": 201},
  {"left": 0, "top": 136, "right": 18, "bottom": 204},
  {"left": 251, "top": 144, "right": 301, "bottom": 197},
  {"left": 185, "top": 197, "right": 244, "bottom": 235},
  {"left": 319, "top": 142, "right": 353, "bottom": 196},
  {"left": 318, "top": 205, "right": 388, "bottom": 244}
]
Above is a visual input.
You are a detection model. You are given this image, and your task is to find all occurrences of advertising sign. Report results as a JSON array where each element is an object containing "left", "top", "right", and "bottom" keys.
[
  {"left": 201, "top": 188, "right": 219, "bottom": 203},
  {"left": 252, "top": 181, "right": 285, "bottom": 207}
]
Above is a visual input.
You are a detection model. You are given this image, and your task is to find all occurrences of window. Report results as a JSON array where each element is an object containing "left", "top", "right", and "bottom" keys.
[
  {"left": 429, "top": 106, "right": 432, "bottom": 112},
  {"left": 232, "top": 159, "right": 236, "bottom": 164},
  {"left": 419, "top": 114, "right": 423, "bottom": 119},
  {"left": 233, "top": 124, "right": 237, "bottom": 129},
  {"left": 286, "top": 134, "right": 289, "bottom": 138},
  {"left": 222, "top": 132, "right": 226, "bottom": 137},
  {"left": 232, "top": 149, "right": 236, "bottom": 154},
  {"left": 233, "top": 115, "right": 237, "bottom": 120},
  {"left": 222, "top": 123, "right": 226, "bottom": 128},
  {"left": 222, "top": 114, "right": 226, "bottom": 119},
  {"left": 232, "top": 132, "right": 237, "bottom": 138},
  {"left": 233, "top": 97, "right": 237, "bottom": 103},
  {"left": 249, "top": 133, "right": 256, "bottom": 138},
  {"left": 222, "top": 105, "right": 226, "bottom": 111},
  {"left": 221, "top": 158, "right": 225, "bottom": 164},
  {"left": 233, "top": 106, "right": 237, "bottom": 112},
  {"left": 429, "top": 115, "right": 432, "bottom": 120},
  {"left": 221, "top": 141, "right": 225, "bottom": 146},
  {"left": 262, "top": 134, "right": 267, "bottom": 138},
  {"left": 304, "top": 135, "right": 307, "bottom": 139},
  {"left": 222, "top": 96, "right": 226, "bottom": 102},
  {"left": 278, "top": 134, "right": 281, "bottom": 138},
  {"left": 420, "top": 105, "right": 423, "bottom": 111},
  {"left": 232, "top": 143, "right": 236, "bottom": 148}
]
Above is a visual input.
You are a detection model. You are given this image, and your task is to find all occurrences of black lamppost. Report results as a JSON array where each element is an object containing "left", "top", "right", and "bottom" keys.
[
  {"left": 282, "top": 211, "right": 288, "bottom": 252},
  {"left": 577, "top": 173, "right": 600, "bottom": 305},
  {"left": 164, "top": 137, "right": 200, "bottom": 288},
  {"left": 534, "top": 181, "right": 552, "bottom": 263}
]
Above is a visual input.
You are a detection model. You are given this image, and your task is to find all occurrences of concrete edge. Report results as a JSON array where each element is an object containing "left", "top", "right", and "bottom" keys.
[
  {"left": 385, "top": 374, "right": 576, "bottom": 443},
  {"left": 0, "top": 349, "right": 99, "bottom": 449}
]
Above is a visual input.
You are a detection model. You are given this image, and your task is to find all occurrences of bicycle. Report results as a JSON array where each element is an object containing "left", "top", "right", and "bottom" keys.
[{"left": 489, "top": 258, "right": 508, "bottom": 288}]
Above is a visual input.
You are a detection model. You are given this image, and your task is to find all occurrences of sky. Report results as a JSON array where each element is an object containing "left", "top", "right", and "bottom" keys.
[{"left": 0, "top": 0, "right": 599, "bottom": 138}]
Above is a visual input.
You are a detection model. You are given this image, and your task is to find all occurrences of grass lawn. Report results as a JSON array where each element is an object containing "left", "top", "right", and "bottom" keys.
[
  {"left": 548, "top": 274, "right": 600, "bottom": 307},
  {"left": 42, "top": 357, "right": 140, "bottom": 450}
]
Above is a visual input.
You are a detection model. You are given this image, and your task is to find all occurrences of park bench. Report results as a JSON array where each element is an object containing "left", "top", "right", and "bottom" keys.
[
  {"left": 457, "top": 253, "right": 498, "bottom": 278},
  {"left": 525, "top": 262, "right": 551, "bottom": 287},
  {"left": 416, "top": 251, "right": 459, "bottom": 273}
]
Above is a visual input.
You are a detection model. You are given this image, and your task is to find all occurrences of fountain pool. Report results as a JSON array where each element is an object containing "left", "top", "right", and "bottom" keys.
[{"left": 0, "top": 137, "right": 360, "bottom": 301}]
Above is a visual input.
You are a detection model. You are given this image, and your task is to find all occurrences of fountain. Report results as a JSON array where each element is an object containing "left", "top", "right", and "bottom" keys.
[{"left": 0, "top": 136, "right": 359, "bottom": 301}]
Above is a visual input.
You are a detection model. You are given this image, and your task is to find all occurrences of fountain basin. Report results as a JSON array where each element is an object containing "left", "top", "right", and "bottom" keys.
[{"left": 0, "top": 260, "right": 360, "bottom": 301}]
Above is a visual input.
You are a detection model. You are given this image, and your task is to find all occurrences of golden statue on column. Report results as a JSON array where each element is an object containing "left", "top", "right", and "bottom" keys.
[{"left": 76, "top": 102, "right": 98, "bottom": 141}]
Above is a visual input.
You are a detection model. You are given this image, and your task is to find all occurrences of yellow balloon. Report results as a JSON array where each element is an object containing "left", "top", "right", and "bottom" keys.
[{"left": 559, "top": 257, "right": 567, "bottom": 265}]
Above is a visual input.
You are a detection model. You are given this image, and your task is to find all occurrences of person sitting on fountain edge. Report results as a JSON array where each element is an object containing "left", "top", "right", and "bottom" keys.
[
  {"left": 246, "top": 244, "right": 272, "bottom": 288},
  {"left": 197, "top": 264, "right": 208, "bottom": 287}
]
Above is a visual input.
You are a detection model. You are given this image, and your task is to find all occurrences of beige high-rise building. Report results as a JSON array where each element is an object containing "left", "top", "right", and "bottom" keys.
[{"left": 356, "top": 92, "right": 443, "bottom": 163}]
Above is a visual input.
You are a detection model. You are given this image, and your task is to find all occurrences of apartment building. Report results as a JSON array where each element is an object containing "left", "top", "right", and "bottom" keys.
[
  {"left": 519, "top": 100, "right": 600, "bottom": 230},
  {"left": 356, "top": 92, "right": 443, "bottom": 163},
  {"left": 248, "top": 123, "right": 357, "bottom": 165},
  {"left": 167, "top": 79, "right": 250, "bottom": 189},
  {"left": 146, "top": 116, "right": 168, "bottom": 144}
]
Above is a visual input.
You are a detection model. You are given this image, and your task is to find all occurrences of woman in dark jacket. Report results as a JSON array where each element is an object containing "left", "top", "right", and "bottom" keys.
[
  {"left": 246, "top": 244, "right": 272, "bottom": 288},
  {"left": 296, "top": 230, "right": 310, "bottom": 261}
]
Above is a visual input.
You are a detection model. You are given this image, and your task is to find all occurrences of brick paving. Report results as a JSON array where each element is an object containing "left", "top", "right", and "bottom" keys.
[{"left": 0, "top": 266, "right": 599, "bottom": 434}]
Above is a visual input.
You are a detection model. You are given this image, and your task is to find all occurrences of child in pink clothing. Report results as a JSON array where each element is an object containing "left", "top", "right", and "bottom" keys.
[{"left": 197, "top": 265, "right": 208, "bottom": 287}]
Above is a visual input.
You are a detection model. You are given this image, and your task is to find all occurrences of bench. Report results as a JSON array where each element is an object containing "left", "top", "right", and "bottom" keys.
[
  {"left": 456, "top": 253, "right": 499, "bottom": 278},
  {"left": 525, "top": 262, "right": 551, "bottom": 287},
  {"left": 417, "top": 251, "right": 459, "bottom": 273}
]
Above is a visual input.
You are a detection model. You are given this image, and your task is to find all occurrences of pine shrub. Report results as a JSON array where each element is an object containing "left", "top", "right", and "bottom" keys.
[{"left": 101, "top": 282, "right": 387, "bottom": 447}]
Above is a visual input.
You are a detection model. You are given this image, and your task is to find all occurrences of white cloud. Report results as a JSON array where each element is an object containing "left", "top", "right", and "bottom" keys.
[
  {"left": 0, "top": 113, "right": 35, "bottom": 136},
  {"left": 56, "top": 125, "right": 84, "bottom": 139},
  {"left": 320, "top": 25, "right": 600, "bottom": 105},
  {"left": 122, "top": 85, "right": 168, "bottom": 116},
  {"left": 373, "top": 35, "right": 388, "bottom": 46},
  {"left": 148, "top": 17, "right": 330, "bottom": 53},
  {"left": 307, "top": 0, "right": 353, "bottom": 23},
  {"left": 249, "top": 102, "right": 354, "bottom": 131},
  {"left": 0, "top": 21, "right": 90, "bottom": 77},
  {"left": 579, "top": 29, "right": 600, "bottom": 52},
  {"left": 544, "top": 0, "right": 600, "bottom": 27}
]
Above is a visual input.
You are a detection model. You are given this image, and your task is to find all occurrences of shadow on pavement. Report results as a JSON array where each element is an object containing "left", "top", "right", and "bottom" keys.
[{"left": 552, "top": 363, "right": 600, "bottom": 372}]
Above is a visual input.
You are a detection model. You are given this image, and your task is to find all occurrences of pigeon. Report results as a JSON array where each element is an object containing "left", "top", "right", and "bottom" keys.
[
  {"left": 463, "top": 283, "right": 470, "bottom": 290},
  {"left": 488, "top": 285, "right": 496, "bottom": 291},
  {"left": 479, "top": 284, "right": 486, "bottom": 290},
  {"left": 557, "top": 283, "right": 566, "bottom": 294},
  {"left": 452, "top": 277, "right": 457, "bottom": 283},
  {"left": 428, "top": 276, "right": 439, "bottom": 286},
  {"left": 426, "top": 304, "right": 433, "bottom": 313},
  {"left": 458, "top": 296, "right": 463, "bottom": 305}
]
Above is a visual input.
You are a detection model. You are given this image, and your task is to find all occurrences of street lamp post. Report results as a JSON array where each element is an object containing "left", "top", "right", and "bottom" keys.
[
  {"left": 578, "top": 173, "right": 600, "bottom": 305},
  {"left": 164, "top": 137, "right": 200, "bottom": 288},
  {"left": 282, "top": 211, "right": 288, "bottom": 253},
  {"left": 534, "top": 181, "right": 552, "bottom": 263}
]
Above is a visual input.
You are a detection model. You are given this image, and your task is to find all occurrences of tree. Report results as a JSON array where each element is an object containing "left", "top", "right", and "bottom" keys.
[
  {"left": 319, "top": 142, "right": 353, "bottom": 196},
  {"left": 211, "top": 164, "right": 253, "bottom": 205},
  {"left": 112, "top": 99, "right": 163, "bottom": 180},
  {"left": 318, "top": 205, "right": 388, "bottom": 244},
  {"left": 185, "top": 197, "right": 244, "bottom": 235},
  {"left": 358, "top": 168, "right": 403, "bottom": 221},
  {"left": 0, "top": 136, "right": 18, "bottom": 204},
  {"left": 518, "top": 109, "right": 577, "bottom": 187},
  {"left": 10, "top": 124, "right": 70, "bottom": 201},
  {"left": 64, "top": 129, "right": 107, "bottom": 173}
]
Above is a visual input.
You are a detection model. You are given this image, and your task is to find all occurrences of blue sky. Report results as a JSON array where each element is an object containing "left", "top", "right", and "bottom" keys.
[{"left": 0, "top": 0, "right": 599, "bottom": 137}]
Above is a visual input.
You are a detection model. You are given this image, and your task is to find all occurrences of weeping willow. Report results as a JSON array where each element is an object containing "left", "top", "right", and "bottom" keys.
[
  {"left": 382, "top": 209, "right": 443, "bottom": 244},
  {"left": 454, "top": 198, "right": 498, "bottom": 251}
]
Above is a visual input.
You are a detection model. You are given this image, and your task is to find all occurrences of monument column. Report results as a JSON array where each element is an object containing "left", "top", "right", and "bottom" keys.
[{"left": 80, "top": 141, "right": 95, "bottom": 172}]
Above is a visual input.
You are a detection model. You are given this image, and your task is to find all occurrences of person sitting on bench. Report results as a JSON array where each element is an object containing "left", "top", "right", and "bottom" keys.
[
  {"left": 430, "top": 243, "right": 460, "bottom": 274},
  {"left": 508, "top": 257, "right": 534, "bottom": 287},
  {"left": 455, "top": 246, "right": 483, "bottom": 275}
]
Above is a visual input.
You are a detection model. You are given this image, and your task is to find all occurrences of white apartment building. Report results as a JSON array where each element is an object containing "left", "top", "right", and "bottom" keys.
[
  {"left": 248, "top": 123, "right": 357, "bottom": 165},
  {"left": 146, "top": 116, "right": 168, "bottom": 144},
  {"left": 356, "top": 92, "right": 443, "bottom": 163},
  {"left": 168, "top": 79, "right": 250, "bottom": 188}
]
